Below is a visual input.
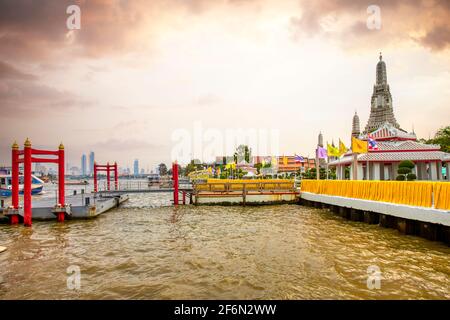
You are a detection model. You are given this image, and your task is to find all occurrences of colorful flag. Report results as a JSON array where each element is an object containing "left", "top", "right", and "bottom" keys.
[
  {"left": 316, "top": 146, "right": 328, "bottom": 159},
  {"left": 368, "top": 134, "right": 378, "bottom": 151},
  {"left": 327, "top": 143, "right": 340, "bottom": 157},
  {"left": 294, "top": 154, "right": 305, "bottom": 163},
  {"left": 339, "top": 139, "right": 347, "bottom": 156},
  {"left": 351, "top": 136, "right": 368, "bottom": 154},
  {"left": 271, "top": 156, "right": 278, "bottom": 167}
]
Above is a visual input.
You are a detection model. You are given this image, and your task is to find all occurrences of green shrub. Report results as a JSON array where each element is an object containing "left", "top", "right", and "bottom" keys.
[
  {"left": 397, "top": 160, "right": 416, "bottom": 181},
  {"left": 397, "top": 167, "right": 411, "bottom": 175},
  {"left": 398, "top": 160, "right": 415, "bottom": 169}
]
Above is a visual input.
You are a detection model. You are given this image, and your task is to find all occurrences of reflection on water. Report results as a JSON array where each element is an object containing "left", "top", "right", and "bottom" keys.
[{"left": 0, "top": 192, "right": 449, "bottom": 299}]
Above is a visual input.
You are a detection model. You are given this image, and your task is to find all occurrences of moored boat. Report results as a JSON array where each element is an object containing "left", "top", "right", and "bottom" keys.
[{"left": 0, "top": 173, "right": 45, "bottom": 197}]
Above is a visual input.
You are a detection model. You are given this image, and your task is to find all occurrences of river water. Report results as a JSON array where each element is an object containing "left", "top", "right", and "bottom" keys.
[{"left": 0, "top": 189, "right": 449, "bottom": 299}]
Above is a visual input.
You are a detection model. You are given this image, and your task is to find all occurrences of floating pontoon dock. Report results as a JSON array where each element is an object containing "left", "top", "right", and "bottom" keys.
[{"left": 0, "top": 193, "right": 129, "bottom": 223}]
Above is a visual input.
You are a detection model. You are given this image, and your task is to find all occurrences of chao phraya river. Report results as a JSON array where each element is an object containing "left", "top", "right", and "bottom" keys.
[{"left": 0, "top": 191, "right": 449, "bottom": 299}]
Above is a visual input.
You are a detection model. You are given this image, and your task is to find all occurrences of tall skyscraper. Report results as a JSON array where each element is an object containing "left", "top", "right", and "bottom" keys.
[
  {"left": 133, "top": 159, "right": 139, "bottom": 176},
  {"left": 89, "top": 151, "right": 95, "bottom": 174},
  {"left": 81, "top": 154, "right": 87, "bottom": 176}
]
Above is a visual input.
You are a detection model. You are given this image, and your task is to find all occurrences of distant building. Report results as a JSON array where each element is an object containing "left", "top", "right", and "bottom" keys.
[
  {"left": 133, "top": 159, "right": 139, "bottom": 176},
  {"left": 81, "top": 154, "right": 87, "bottom": 176},
  {"left": 277, "top": 156, "right": 316, "bottom": 173},
  {"left": 89, "top": 151, "right": 95, "bottom": 175}
]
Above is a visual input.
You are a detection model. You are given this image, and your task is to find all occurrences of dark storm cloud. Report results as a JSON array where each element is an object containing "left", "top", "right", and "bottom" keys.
[{"left": 291, "top": 0, "right": 450, "bottom": 51}]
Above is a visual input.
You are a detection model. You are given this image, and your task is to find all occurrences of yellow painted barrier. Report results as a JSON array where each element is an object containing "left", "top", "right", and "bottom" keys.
[
  {"left": 301, "top": 180, "right": 450, "bottom": 210},
  {"left": 435, "top": 182, "right": 450, "bottom": 210},
  {"left": 195, "top": 179, "right": 295, "bottom": 192}
]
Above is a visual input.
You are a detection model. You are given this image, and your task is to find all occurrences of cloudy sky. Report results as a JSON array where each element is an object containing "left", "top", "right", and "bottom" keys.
[{"left": 0, "top": 0, "right": 449, "bottom": 170}]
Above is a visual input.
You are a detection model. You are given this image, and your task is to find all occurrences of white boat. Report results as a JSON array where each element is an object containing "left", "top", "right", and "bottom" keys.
[{"left": 0, "top": 172, "right": 45, "bottom": 197}]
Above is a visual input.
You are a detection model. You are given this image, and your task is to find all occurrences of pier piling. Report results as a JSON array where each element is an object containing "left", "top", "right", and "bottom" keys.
[
  {"left": 363, "top": 211, "right": 379, "bottom": 224},
  {"left": 350, "top": 209, "right": 363, "bottom": 222}
]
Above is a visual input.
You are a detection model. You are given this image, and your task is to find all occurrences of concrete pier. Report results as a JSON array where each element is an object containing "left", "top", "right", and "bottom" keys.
[{"left": 300, "top": 192, "right": 450, "bottom": 245}]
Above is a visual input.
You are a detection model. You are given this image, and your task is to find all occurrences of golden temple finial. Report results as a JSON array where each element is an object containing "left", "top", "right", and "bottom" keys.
[
  {"left": 12, "top": 141, "right": 19, "bottom": 150},
  {"left": 24, "top": 138, "right": 31, "bottom": 147},
  {"left": 59, "top": 142, "right": 65, "bottom": 150}
]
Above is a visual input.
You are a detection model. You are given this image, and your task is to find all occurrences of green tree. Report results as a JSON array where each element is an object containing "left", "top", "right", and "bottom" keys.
[
  {"left": 421, "top": 125, "right": 450, "bottom": 153},
  {"left": 234, "top": 145, "right": 252, "bottom": 163},
  {"left": 158, "top": 163, "right": 168, "bottom": 176}
]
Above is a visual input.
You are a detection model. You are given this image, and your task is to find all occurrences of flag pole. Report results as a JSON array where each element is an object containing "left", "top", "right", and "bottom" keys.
[
  {"left": 315, "top": 147, "right": 319, "bottom": 180},
  {"left": 353, "top": 153, "right": 358, "bottom": 180},
  {"left": 326, "top": 141, "right": 329, "bottom": 180},
  {"left": 366, "top": 138, "right": 369, "bottom": 180}
]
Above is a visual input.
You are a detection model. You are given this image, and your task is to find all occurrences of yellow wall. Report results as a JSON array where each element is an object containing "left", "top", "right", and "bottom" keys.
[{"left": 301, "top": 180, "right": 450, "bottom": 210}]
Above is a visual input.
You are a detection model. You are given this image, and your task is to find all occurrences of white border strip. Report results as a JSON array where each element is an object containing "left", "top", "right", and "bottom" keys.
[{"left": 301, "top": 192, "right": 450, "bottom": 226}]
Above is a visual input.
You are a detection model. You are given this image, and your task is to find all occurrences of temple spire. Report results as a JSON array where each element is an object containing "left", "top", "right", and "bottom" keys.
[
  {"left": 318, "top": 132, "right": 323, "bottom": 147},
  {"left": 352, "top": 111, "right": 360, "bottom": 138},
  {"left": 376, "top": 52, "right": 387, "bottom": 85},
  {"left": 364, "top": 54, "right": 401, "bottom": 134}
]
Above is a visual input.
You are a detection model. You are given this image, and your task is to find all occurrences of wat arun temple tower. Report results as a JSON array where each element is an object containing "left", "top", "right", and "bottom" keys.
[
  {"left": 364, "top": 53, "right": 400, "bottom": 134},
  {"left": 364, "top": 53, "right": 401, "bottom": 133}
]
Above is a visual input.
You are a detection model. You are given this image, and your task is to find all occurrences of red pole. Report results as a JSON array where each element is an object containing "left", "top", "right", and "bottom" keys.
[
  {"left": 173, "top": 162, "right": 179, "bottom": 205},
  {"left": 94, "top": 162, "right": 98, "bottom": 192},
  {"left": 10, "top": 141, "right": 19, "bottom": 224},
  {"left": 57, "top": 143, "right": 65, "bottom": 222},
  {"left": 23, "top": 138, "right": 32, "bottom": 227},
  {"left": 107, "top": 162, "right": 111, "bottom": 191},
  {"left": 114, "top": 162, "right": 118, "bottom": 190}
]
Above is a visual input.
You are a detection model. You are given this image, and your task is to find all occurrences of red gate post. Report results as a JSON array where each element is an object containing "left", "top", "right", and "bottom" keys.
[
  {"left": 11, "top": 142, "right": 19, "bottom": 208},
  {"left": 10, "top": 142, "right": 20, "bottom": 224},
  {"left": 173, "top": 162, "right": 179, "bottom": 205},
  {"left": 23, "top": 138, "right": 32, "bottom": 227},
  {"left": 57, "top": 143, "right": 65, "bottom": 222},
  {"left": 107, "top": 162, "right": 111, "bottom": 191},
  {"left": 93, "top": 162, "right": 98, "bottom": 192},
  {"left": 114, "top": 162, "right": 118, "bottom": 190}
]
